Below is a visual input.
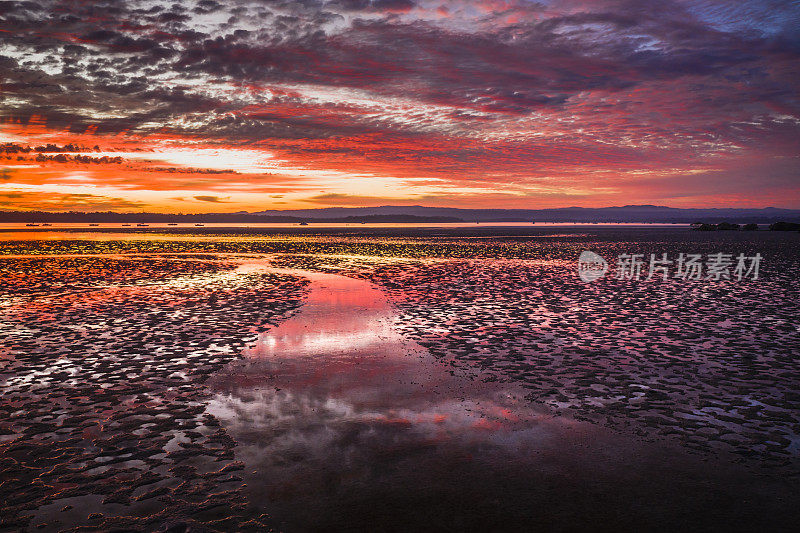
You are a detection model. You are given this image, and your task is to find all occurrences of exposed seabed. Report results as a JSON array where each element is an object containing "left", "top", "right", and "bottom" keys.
[
  {"left": 1, "top": 241, "right": 798, "bottom": 532},
  {"left": 208, "top": 261, "right": 796, "bottom": 532}
]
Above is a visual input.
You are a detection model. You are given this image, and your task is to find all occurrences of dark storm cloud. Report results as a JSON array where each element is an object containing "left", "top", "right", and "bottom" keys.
[{"left": 3, "top": 0, "right": 797, "bottom": 130}]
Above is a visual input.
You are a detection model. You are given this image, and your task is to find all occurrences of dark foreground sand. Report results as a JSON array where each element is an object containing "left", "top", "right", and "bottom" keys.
[
  {"left": 1, "top": 228, "right": 799, "bottom": 531},
  {"left": 0, "top": 254, "right": 308, "bottom": 531},
  {"left": 209, "top": 264, "right": 799, "bottom": 533}
]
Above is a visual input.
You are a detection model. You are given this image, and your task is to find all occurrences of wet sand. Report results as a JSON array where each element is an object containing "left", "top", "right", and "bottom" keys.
[
  {"left": 0, "top": 254, "right": 308, "bottom": 531},
  {"left": 208, "top": 263, "right": 799, "bottom": 532},
  {"left": 2, "top": 228, "right": 799, "bottom": 531},
  {"left": 271, "top": 246, "right": 800, "bottom": 467}
]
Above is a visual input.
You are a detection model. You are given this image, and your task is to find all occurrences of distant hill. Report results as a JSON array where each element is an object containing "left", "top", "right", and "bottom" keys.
[
  {"left": 2, "top": 205, "right": 799, "bottom": 224},
  {"left": 251, "top": 205, "right": 800, "bottom": 224},
  {"left": 0, "top": 210, "right": 460, "bottom": 224}
]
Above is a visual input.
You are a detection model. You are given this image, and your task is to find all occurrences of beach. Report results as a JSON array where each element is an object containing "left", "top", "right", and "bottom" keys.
[{"left": 1, "top": 226, "right": 799, "bottom": 531}]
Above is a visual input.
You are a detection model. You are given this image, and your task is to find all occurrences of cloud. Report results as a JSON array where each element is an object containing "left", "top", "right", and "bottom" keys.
[
  {"left": 193, "top": 195, "right": 228, "bottom": 203},
  {"left": 0, "top": 0, "right": 797, "bottom": 209},
  {"left": 308, "top": 193, "right": 350, "bottom": 201},
  {"left": 304, "top": 193, "right": 411, "bottom": 206},
  {"left": 0, "top": 191, "right": 147, "bottom": 211}
]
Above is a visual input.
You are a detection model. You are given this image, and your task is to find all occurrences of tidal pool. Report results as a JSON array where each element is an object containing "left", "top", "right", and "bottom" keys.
[{"left": 207, "top": 262, "right": 797, "bottom": 532}]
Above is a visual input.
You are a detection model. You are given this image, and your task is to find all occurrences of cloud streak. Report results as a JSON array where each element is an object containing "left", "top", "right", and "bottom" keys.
[{"left": 193, "top": 195, "right": 228, "bottom": 203}]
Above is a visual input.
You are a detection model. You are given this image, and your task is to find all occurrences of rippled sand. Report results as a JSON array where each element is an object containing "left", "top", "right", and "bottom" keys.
[
  {"left": 0, "top": 254, "right": 308, "bottom": 531},
  {"left": 1, "top": 227, "right": 799, "bottom": 531}
]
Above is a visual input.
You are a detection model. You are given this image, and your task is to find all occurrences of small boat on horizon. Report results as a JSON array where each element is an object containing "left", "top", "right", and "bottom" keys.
[
  {"left": 89, "top": 223, "right": 99, "bottom": 227},
  {"left": 41, "top": 223, "right": 52, "bottom": 226},
  {"left": 299, "top": 221, "right": 309, "bottom": 226},
  {"left": 195, "top": 223, "right": 204, "bottom": 227},
  {"left": 137, "top": 223, "right": 149, "bottom": 227},
  {"left": 168, "top": 223, "right": 178, "bottom": 226},
  {"left": 25, "top": 223, "right": 39, "bottom": 227},
  {"left": 122, "top": 223, "right": 131, "bottom": 227}
]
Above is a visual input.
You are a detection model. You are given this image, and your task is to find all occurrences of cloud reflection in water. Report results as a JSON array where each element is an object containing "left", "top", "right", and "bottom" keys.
[{"left": 207, "top": 264, "right": 784, "bottom": 532}]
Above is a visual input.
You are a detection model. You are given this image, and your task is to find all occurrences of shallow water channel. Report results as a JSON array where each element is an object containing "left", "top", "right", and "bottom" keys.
[{"left": 207, "top": 261, "right": 797, "bottom": 532}]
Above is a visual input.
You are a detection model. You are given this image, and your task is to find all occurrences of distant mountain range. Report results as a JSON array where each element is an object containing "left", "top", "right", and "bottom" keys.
[
  {"left": 253, "top": 205, "right": 800, "bottom": 223},
  {"left": 2, "top": 205, "right": 800, "bottom": 224}
]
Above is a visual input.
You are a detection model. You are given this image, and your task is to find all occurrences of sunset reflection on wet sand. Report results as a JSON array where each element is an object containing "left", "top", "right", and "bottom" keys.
[
  {"left": 208, "top": 261, "right": 797, "bottom": 532},
  {"left": 1, "top": 228, "right": 799, "bottom": 531}
]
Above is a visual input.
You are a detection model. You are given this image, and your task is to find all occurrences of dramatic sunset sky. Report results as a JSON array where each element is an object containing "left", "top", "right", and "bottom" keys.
[{"left": 0, "top": 0, "right": 798, "bottom": 212}]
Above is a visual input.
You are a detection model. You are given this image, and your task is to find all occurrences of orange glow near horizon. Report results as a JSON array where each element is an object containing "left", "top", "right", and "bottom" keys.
[{"left": 2, "top": 119, "right": 796, "bottom": 213}]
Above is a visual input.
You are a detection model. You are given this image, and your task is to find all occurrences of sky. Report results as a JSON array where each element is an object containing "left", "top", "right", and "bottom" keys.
[{"left": 0, "top": 0, "right": 798, "bottom": 212}]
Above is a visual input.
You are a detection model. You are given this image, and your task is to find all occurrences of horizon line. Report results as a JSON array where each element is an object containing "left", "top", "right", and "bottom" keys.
[{"left": 3, "top": 204, "right": 800, "bottom": 215}]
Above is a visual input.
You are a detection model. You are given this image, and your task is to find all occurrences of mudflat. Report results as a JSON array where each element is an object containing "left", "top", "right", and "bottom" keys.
[{"left": 1, "top": 226, "right": 799, "bottom": 531}]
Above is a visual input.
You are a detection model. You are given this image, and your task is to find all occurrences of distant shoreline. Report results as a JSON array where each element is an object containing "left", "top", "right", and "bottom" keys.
[
  {"left": 2, "top": 204, "right": 799, "bottom": 225},
  {"left": 1, "top": 221, "right": 692, "bottom": 230}
]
